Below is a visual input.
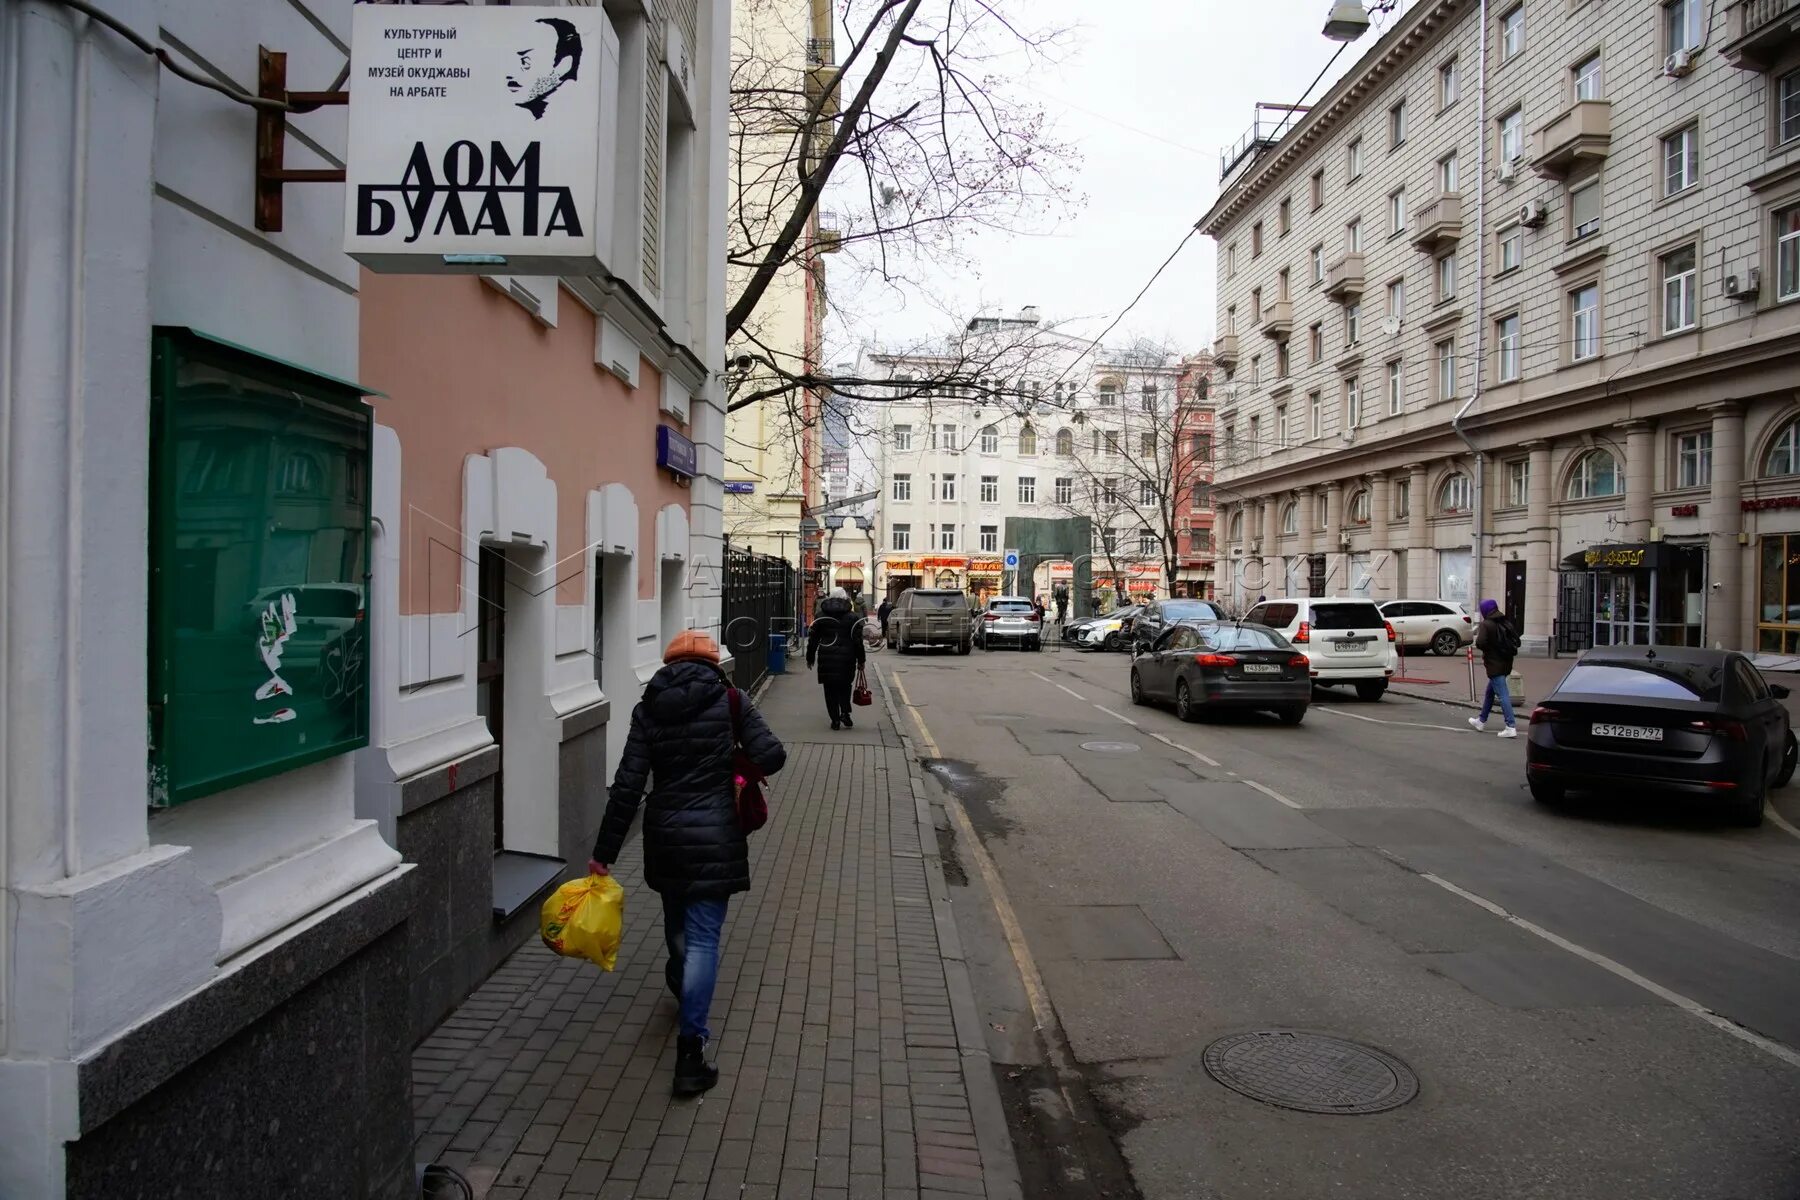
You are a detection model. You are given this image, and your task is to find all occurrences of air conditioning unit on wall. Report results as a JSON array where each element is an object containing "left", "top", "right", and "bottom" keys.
[
  {"left": 1724, "top": 268, "right": 1761, "bottom": 301},
  {"left": 1519, "top": 200, "right": 1549, "bottom": 229},
  {"left": 1664, "top": 48, "right": 1695, "bottom": 77},
  {"left": 1498, "top": 158, "right": 1518, "bottom": 182}
]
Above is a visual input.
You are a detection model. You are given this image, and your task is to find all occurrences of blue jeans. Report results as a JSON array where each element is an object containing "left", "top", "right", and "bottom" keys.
[
  {"left": 1480, "top": 675, "right": 1516, "bottom": 727},
  {"left": 661, "top": 895, "right": 728, "bottom": 1040}
]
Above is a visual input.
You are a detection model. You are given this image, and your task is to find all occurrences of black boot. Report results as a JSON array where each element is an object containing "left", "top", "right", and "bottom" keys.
[
  {"left": 841, "top": 713, "right": 854, "bottom": 728},
  {"left": 673, "top": 1035, "right": 719, "bottom": 1097}
]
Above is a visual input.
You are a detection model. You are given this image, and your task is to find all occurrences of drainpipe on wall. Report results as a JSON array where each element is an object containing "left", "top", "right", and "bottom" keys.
[{"left": 1450, "top": 0, "right": 1490, "bottom": 610}]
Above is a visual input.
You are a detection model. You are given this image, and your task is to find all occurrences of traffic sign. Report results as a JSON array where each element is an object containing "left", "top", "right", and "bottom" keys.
[{"left": 1003, "top": 549, "right": 1021, "bottom": 570}]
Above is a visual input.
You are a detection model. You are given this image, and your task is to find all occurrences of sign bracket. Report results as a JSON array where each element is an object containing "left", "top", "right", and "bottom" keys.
[{"left": 255, "top": 47, "right": 350, "bottom": 233}]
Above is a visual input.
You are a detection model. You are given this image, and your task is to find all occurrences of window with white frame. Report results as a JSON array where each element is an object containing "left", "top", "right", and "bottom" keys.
[
  {"left": 1387, "top": 360, "right": 1403, "bottom": 415},
  {"left": 1439, "top": 152, "right": 1459, "bottom": 195},
  {"left": 1440, "top": 57, "right": 1460, "bottom": 107},
  {"left": 1019, "top": 423, "right": 1038, "bottom": 455},
  {"left": 1345, "top": 376, "right": 1363, "bottom": 428},
  {"left": 893, "top": 523, "right": 911, "bottom": 550},
  {"left": 1779, "top": 205, "right": 1800, "bottom": 302},
  {"left": 1661, "top": 244, "right": 1697, "bottom": 334},
  {"left": 937, "top": 523, "right": 957, "bottom": 550},
  {"left": 1389, "top": 189, "right": 1407, "bottom": 236},
  {"left": 1253, "top": 222, "right": 1264, "bottom": 256},
  {"left": 1140, "top": 430, "right": 1157, "bottom": 455},
  {"left": 1496, "top": 313, "right": 1521, "bottom": 381},
  {"left": 1390, "top": 99, "right": 1409, "bottom": 149},
  {"left": 1663, "top": 125, "right": 1699, "bottom": 196},
  {"left": 1499, "top": 224, "right": 1522, "bottom": 273},
  {"left": 1139, "top": 479, "right": 1156, "bottom": 506},
  {"left": 1138, "top": 529, "right": 1159, "bottom": 555},
  {"left": 1436, "top": 252, "right": 1458, "bottom": 302},
  {"left": 1570, "top": 177, "right": 1602, "bottom": 240},
  {"left": 1566, "top": 448, "right": 1621, "bottom": 499},
  {"left": 980, "top": 425, "right": 999, "bottom": 454},
  {"left": 1782, "top": 69, "right": 1800, "bottom": 145},
  {"left": 1104, "top": 430, "right": 1121, "bottom": 456},
  {"left": 938, "top": 472, "right": 958, "bottom": 501},
  {"left": 1500, "top": 108, "right": 1524, "bottom": 165},
  {"left": 1440, "top": 472, "right": 1473, "bottom": 513},
  {"left": 1349, "top": 489, "right": 1371, "bottom": 524},
  {"left": 1103, "top": 476, "right": 1120, "bottom": 504},
  {"left": 1251, "top": 287, "right": 1263, "bottom": 323},
  {"left": 1281, "top": 502, "right": 1299, "bottom": 536},
  {"left": 1226, "top": 243, "right": 1237, "bottom": 278},
  {"left": 1345, "top": 302, "right": 1362, "bottom": 345},
  {"left": 1098, "top": 385, "right": 1116, "bottom": 407},
  {"left": 1018, "top": 475, "right": 1037, "bottom": 503},
  {"left": 1437, "top": 338, "right": 1458, "bottom": 400},
  {"left": 1665, "top": 0, "right": 1703, "bottom": 52},
  {"left": 893, "top": 423, "right": 913, "bottom": 451},
  {"left": 1570, "top": 284, "right": 1601, "bottom": 360},
  {"left": 1766, "top": 417, "right": 1800, "bottom": 475},
  {"left": 980, "top": 525, "right": 998, "bottom": 553},
  {"left": 1248, "top": 415, "right": 1261, "bottom": 453},
  {"left": 1309, "top": 392, "right": 1323, "bottom": 439},
  {"left": 980, "top": 474, "right": 999, "bottom": 503},
  {"left": 893, "top": 472, "right": 912, "bottom": 501},
  {"left": 1347, "top": 217, "right": 1363, "bottom": 252},
  {"left": 933, "top": 422, "right": 957, "bottom": 450},
  {"left": 1500, "top": 4, "right": 1524, "bottom": 60},
  {"left": 1054, "top": 476, "right": 1072, "bottom": 505},
  {"left": 1386, "top": 278, "right": 1406, "bottom": 320},
  {"left": 1056, "top": 428, "right": 1074, "bottom": 456},
  {"left": 1677, "top": 430, "right": 1713, "bottom": 488},
  {"left": 1278, "top": 197, "right": 1292, "bottom": 236},
  {"left": 1574, "top": 52, "right": 1602, "bottom": 101},
  {"left": 1506, "top": 458, "right": 1530, "bottom": 507},
  {"left": 1348, "top": 137, "right": 1364, "bottom": 179},
  {"left": 1396, "top": 478, "right": 1411, "bottom": 518},
  {"left": 1311, "top": 244, "right": 1325, "bottom": 285},
  {"left": 1309, "top": 323, "right": 1324, "bottom": 363},
  {"left": 1311, "top": 169, "right": 1325, "bottom": 210},
  {"left": 1276, "top": 403, "right": 1289, "bottom": 447}
]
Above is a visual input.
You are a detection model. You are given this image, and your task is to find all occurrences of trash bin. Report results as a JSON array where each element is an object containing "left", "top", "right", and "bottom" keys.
[{"left": 769, "top": 632, "right": 788, "bottom": 675}]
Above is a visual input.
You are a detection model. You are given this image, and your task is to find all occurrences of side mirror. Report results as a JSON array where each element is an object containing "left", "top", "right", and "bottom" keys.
[{"left": 1772, "top": 684, "right": 1791, "bottom": 700}]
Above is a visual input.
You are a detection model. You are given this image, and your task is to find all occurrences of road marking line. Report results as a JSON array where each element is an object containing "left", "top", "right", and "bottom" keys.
[
  {"left": 1144, "top": 729, "right": 1222, "bottom": 767},
  {"left": 1029, "top": 670, "right": 1087, "bottom": 701},
  {"left": 1093, "top": 704, "right": 1138, "bottom": 727},
  {"left": 1243, "top": 779, "right": 1303, "bottom": 809},
  {"left": 1419, "top": 872, "right": 1800, "bottom": 1071},
  {"left": 1316, "top": 706, "right": 1473, "bottom": 733},
  {"left": 1768, "top": 805, "right": 1800, "bottom": 845},
  {"left": 886, "top": 670, "right": 1076, "bottom": 1083}
]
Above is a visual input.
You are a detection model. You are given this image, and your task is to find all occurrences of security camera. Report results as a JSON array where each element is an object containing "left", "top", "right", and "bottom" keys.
[{"left": 729, "top": 353, "right": 755, "bottom": 375}]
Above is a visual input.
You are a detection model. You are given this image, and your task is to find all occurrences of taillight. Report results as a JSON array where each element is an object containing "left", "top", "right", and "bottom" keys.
[
  {"left": 1287, "top": 654, "right": 1309, "bottom": 668},
  {"left": 1293, "top": 621, "right": 1310, "bottom": 643},
  {"left": 984, "top": 613, "right": 999, "bottom": 622},
  {"left": 1194, "top": 653, "right": 1238, "bottom": 668},
  {"left": 1462, "top": 615, "right": 1472, "bottom": 624},
  {"left": 1690, "top": 718, "right": 1747, "bottom": 742},
  {"left": 1384, "top": 621, "right": 1397, "bottom": 642},
  {"left": 1530, "top": 706, "right": 1559, "bottom": 724}
]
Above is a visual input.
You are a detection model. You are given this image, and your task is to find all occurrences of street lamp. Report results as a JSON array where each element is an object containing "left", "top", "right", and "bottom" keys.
[{"left": 1322, "top": 1, "right": 1371, "bottom": 40}]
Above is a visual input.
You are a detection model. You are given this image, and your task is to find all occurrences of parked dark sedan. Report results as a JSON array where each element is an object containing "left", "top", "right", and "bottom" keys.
[
  {"left": 1131, "top": 598, "right": 1230, "bottom": 654},
  {"left": 1527, "top": 646, "right": 1798, "bottom": 826},
  {"left": 1129, "top": 621, "right": 1311, "bottom": 725}
]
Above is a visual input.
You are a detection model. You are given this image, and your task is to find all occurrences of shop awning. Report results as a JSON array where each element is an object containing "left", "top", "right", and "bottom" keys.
[{"left": 834, "top": 565, "right": 865, "bottom": 583}]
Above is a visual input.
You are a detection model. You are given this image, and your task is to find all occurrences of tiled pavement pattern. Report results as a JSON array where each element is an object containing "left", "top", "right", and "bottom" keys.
[{"left": 411, "top": 674, "right": 1009, "bottom": 1199}]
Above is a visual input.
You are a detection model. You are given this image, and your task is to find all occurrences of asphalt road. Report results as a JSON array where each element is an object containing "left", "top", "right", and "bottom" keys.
[{"left": 877, "top": 636, "right": 1800, "bottom": 1200}]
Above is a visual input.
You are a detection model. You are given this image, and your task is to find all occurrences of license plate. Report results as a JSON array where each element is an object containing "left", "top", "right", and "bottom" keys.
[
  {"left": 1331, "top": 640, "right": 1367, "bottom": 654},
  {"left": 1242, "top": 664, "right": 1280, "bottom": 674},
  {"left": 1592, "top": 723, "right": 1663, "bottom": 741}
]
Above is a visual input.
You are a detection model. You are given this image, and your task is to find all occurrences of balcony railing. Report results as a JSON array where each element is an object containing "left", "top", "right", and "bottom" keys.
[
  {"left": 1324, "top": 252, "right": 1365, "bottom": 300},
  {"left": 1410, "top": 193, "right": 1463, "bottom": 251},
  {"left": 1212, "top": 333, "right": 1240, "bottom": 368},
  {"left": 1533, "top": 100, "right": 1611, "bottom": 179},
  {"left": 806, "top": 37, "right": 835, "bottom": 66},
  {"left": 1725, "top": 0, "right": 1800, "bottom": 67},
  {"left": 1259, "top": 300, "right": 1294, "bottom": 340}
]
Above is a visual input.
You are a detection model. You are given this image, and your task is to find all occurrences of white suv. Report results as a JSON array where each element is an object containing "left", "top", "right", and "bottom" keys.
[
  {"left": 1379, "top": 598, "right": 1473, "bottom": 657},
  {"left": 1242, "top": 596, "right": 1398, "bottom": 701}
]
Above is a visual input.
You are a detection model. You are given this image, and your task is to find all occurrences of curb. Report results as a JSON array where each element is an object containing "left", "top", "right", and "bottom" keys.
[{"left": 870, "top": 662, "right": 1026, "bottom": 1200}]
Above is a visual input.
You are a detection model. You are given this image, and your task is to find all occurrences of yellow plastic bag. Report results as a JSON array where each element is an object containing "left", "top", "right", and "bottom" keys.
[{"left": 539, "top": 874, "right": 624, "bottom": 970}]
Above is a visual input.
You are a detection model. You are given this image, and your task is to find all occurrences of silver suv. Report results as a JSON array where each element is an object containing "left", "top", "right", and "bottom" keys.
[{"left": 976, "top": 597, "right": 1043, "bottom": 651}]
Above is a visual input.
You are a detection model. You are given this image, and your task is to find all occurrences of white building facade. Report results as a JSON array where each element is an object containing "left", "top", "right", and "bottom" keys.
[{"left": 1201, "top": 0, "right": 1800, "bottom": 654}]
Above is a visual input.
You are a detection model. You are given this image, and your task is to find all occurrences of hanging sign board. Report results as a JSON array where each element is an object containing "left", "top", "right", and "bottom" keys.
[{"left": 345, "top": 5, "right": 610, "bottom": 274}]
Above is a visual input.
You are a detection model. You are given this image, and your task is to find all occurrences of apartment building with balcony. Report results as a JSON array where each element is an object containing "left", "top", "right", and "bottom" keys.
[
  {"left": 1175, "top": 354, "right": 1221, "bottom": 598},
  {"left": 859, "top": 313, "right": 1186, "bottom": 605},
  {"left": 1201, "top": 0, "right": 1800, "bottom": 655}
]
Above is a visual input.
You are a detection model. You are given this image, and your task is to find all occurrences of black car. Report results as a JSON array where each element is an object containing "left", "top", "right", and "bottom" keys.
[
  {"left": 1527, "top": 646, "right": 1798, "bottom": 826},
  {"left": 1129, "top": 621, "right": 1311, "bottom": 725},
  {"left": 1131, "top": 599, "right": 1230, "bottom": 654}
]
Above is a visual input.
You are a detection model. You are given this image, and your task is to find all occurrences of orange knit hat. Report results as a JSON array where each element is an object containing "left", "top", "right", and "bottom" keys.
[{"left": 663, "top": 629, "right": 721, "bottom": 667}]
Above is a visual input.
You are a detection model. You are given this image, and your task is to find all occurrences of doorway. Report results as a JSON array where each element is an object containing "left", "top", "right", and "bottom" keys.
[
  {"left": 1504, "top": 561, "right": 1526, "bottom": 630},
  {"left": 476, "top": 545, "right": 508, "bottom": 850}
]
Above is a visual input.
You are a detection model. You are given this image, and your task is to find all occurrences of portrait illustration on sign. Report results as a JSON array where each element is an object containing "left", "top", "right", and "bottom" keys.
[{"left": 507, "top": 17, "right": 582, "bottom": 120}]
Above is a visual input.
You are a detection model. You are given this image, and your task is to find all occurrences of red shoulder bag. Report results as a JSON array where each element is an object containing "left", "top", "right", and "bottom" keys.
[{"left": 727, "top": 689, "right": 769, "bottom": 833}]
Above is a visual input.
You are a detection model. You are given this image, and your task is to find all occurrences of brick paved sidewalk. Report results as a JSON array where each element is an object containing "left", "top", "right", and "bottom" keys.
[{"left": 410, "top": 670, "right": 1020, "bottom": 1200}]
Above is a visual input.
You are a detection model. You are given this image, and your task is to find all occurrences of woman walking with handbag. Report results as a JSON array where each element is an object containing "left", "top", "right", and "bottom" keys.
[
  {"left": 806, "top": 587, "right": 866, "bottom": 730},
  {"left": 588, "top": 629, "right": 786, "bottom": 1096}
]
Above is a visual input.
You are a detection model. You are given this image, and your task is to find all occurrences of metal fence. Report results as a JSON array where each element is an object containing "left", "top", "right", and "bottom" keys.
[{"left": 721, "top": 545, "right": 797, "bottom": 691}]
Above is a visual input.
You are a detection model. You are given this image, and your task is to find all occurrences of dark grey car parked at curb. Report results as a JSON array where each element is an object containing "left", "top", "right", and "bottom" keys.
[
  {"left": 890, "top": 588, "right": 973, "bottom": 655},
  {"left": 1131, "top": 598, "right": 1230, "bottom": 654},
  {"left": 1130, "top": 621, "right": 1312, "bottom": 725}
]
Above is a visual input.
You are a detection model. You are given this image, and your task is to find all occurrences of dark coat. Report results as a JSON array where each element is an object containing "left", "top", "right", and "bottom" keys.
[
  {"left": 1475, "top": 613, "right": 1518, "bottom": 679},
  {"left": 807, "top": 598, "right": 866, "bottom": 683},
  {"left": 591, "top": 661, "right": 787, "bottom": 899}
]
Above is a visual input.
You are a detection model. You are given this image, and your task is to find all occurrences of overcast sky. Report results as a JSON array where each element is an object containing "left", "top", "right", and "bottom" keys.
[{"left": 823, "top": 0, "right": 1411, "bottom": 364}]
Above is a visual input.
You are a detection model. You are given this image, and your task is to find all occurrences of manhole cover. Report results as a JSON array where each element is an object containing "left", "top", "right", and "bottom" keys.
[
  {"left": 1079, "top": 740, "right": 1140, "bottom": 753},
  {"left": 1202, "top": 1031, "right": 1418, "bottom": 1115}
]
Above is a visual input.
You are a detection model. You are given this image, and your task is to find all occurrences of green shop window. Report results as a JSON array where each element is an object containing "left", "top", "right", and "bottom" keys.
[{"left": 149, "top": 329, "right": 376, "bottom": 806}]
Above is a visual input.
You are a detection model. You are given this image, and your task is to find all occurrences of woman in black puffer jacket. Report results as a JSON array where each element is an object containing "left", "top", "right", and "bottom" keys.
[
  {"left": 807, "top": 588, "right": 866, "bottom": 730},
  {"left": 590, "top": 629, "right": 786, "bottom": 1097}
]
